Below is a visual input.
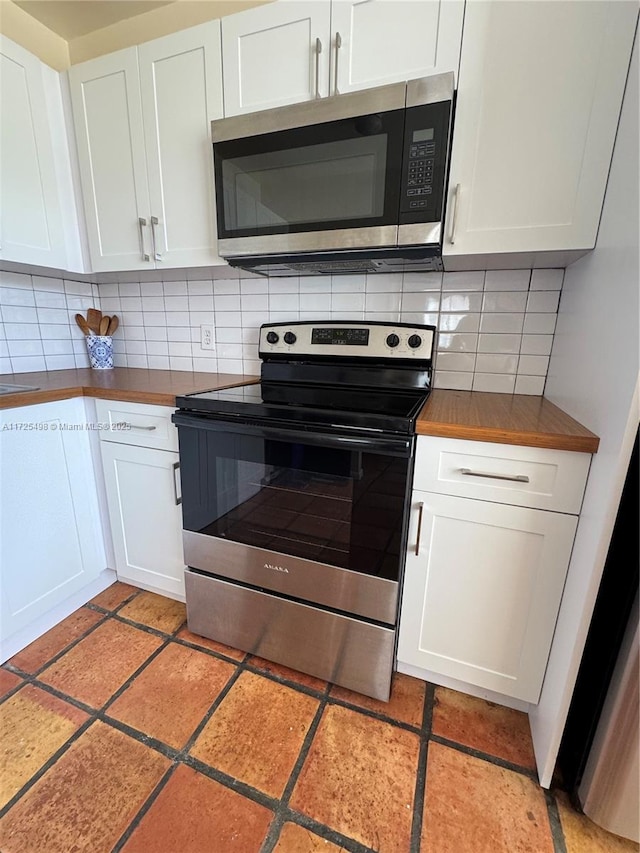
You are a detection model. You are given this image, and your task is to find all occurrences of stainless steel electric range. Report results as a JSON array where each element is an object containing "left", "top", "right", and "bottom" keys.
[{"left": 172, "top": 320, "right": 435, "bottom": 701}]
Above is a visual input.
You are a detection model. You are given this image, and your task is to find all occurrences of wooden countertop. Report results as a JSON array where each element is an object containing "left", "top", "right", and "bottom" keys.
[
  {"left": 0, "top": 368, "right": 259, "bottom": 410},
  {"left": 416, "top": 390, "right": 599, "bottom": 453}
]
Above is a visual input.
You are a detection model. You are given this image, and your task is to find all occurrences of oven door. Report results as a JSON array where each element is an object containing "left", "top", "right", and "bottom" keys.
[
  {"left": 213, "top": 107, "right": 406, "bottom": 257},
  {"left": 173, "top": 414, "right": 414, "bottom": 625}
]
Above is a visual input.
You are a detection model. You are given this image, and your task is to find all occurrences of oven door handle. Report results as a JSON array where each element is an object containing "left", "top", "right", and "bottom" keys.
[{"left": 172, "top": 411, "right": 414, "bottom": 457}]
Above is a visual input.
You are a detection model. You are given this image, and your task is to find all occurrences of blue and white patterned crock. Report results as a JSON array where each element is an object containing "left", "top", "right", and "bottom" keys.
[{"left": 86, "top": 335, "right": 114, "bottom": 369}]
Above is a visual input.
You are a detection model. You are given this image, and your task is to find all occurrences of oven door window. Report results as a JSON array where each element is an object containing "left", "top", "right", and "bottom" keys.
[
  {"left": 214, "top": 110, "right": 405, "bottom": 238},
  {"left": 180, "top": 428, "right": 410, "bottom": 581}
]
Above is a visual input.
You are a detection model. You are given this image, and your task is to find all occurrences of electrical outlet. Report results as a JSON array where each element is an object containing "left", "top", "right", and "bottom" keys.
[{"left": 200, "top": 325, "right": 215, "bottom": 351}]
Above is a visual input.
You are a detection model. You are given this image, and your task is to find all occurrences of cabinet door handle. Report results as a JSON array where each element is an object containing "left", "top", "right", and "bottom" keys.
[
  {"left": 415, "top": 501, "right": 425, "bottom": 557},
  {"left": 138, "top": 217, "right": 150, "bottom": 261},
  {"left": 449, "top": 183, "right": 460, "bottom": 245},
  {"left": 150, "top": 215, "right": 162, "bottom": 261},
  {"left": 314, "top": 37, "right": 322, "bottom": 99},
  {"left": 115, "top": 421, "right": 157, "bottom": 431},
  {"left": 172, "top": 461, "right": 182, "bottom": 506},
  {"left": 459, "top": 468, "right": 530, "bottom": 483},
  {"left": 334, "top": 31, "right": 342, "bottom": 95}
]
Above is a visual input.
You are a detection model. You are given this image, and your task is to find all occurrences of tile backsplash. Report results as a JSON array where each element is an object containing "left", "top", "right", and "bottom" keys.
[{"left": 0, "top": 267, "right": 563, "bottom": 394}]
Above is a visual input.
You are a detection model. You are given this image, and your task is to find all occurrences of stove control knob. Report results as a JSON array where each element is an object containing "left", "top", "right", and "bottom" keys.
[
  {"left": 386, "top": 333, "right": 400, "bottom": 348},
  {"left": 266, "top": 331, "right": 279, "bottom": 345},
  {"left": 408, "top": 334, "right": 422, "bottom": 349},
  {"left": 283, "top": 331, "right": 297, "bottom": 345}
]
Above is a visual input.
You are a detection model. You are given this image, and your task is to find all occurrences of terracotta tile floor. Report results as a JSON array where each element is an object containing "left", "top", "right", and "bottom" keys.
[{"left": 1, "top": 582, "right": 637, "bottom": 853}]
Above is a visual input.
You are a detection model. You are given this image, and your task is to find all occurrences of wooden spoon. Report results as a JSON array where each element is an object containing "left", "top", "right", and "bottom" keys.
[
  {"left": 99, "top": 315, "right": 110, "bottom": 335},
  {"left": 107, "top": 315, "right": 119, "bottom": 336},
  {"left": 75, "top": 314, "right": 92, "bottom": 336},
  {"left": 86, "top": 308, "right": 102, "bottom": 334}
]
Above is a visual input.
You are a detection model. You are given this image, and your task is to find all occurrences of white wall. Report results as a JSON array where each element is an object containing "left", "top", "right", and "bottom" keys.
[{"left": 529, "top": 37, "right": 639, "bottom": 787}]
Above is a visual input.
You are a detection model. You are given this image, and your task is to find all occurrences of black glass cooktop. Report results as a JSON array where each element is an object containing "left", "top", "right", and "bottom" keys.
[{"left": 176, "top": 382, "right": 429, "bottom": 435}]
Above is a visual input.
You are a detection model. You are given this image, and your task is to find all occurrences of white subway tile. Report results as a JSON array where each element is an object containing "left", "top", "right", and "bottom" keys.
[
  {"left": 147, "top": 355, "right": 171, "bottom": 369},
  {"left": 32, "top": 276, "right": 64, "bottom": 292},
  {"left": 123, "top": 326, "right": 145, "bottom": 340},
  {"left": 331, "top": 292, "right": 364, "bottom": 313},
  {"left": 1, "top": 271, "right": 33, "bottom": 289},
  {"left": 515, "top": 375, "right": 546, "bottom": 395},
  {"left": 146, "top": 341, "right": 169, "bottom": 356},
  {"left": 214, "top": 294, "right": 241, "bottom": 312},
  {"left": 479, "top": 313, "right": 525, "bottom": 334},
  {"left": 527, "top": 290, "right": 560, "bottom": 312},
  {"left": 437, "top": 333, "right": 478, "bottom": 352},
  {"left": 166, "top": 311, "right": 190, "bottom": 327},
  {"left": 472, "top": 373, "right": 516, "bottom": 393},
  {"left": 188, "top": 294, "right": 214, "bottom": 312},
  {"left": 523, "top": 313, "right": 557, "bottom": 334},
  {"left": 300, "top": 276, "right": 331, "bottom": 293},
  {"left": 125, "top": 340, "right": 147, "bottom": 355},
  {"left": 482, "top": 292, "right": 528, "bottom": 313},
  {"left": 212, "top": 280, "right": 240, "bottom": 295},
  {"left": 530, "top": 269, "right": 563, "bottom": 290},
  {"left": 217, "top": 327, "right": 243, "bottom": 344},
  {"left": 100, "top": 296, "right": 121, "bottom": 312},
  {"left": 143, "top": 311, "right": 167, "bottom": 326},
  {"left": 484, "top": 270, "right": 531, "bottom": 291},
  {"left": 216, "top": 358, "right": 243, "bottom": 374},
  {"left": 143, "top": 282, "right": 164, "bottom": 296},
  {"left": 244, "top": 360, "right": 261, "bottom": 375},
  {"left": 64, "top": 280, "right": 92, "bottom": 296},
  {"left": 163, "top": 281, "right": 188, "bottom": 296},
  {"left": 39, "top": 324, "right": 72, "bottom": 340},
  {"left": 402, "top": 292, "right": 441, "bottom": 312},
  {"left": 112, "top": 339, "right": 126, "bottom": 354},
  {"left": 168, "top": 327, "right": 191, "bottom": 342},
  {"left": 477, "top": 334, "right": 521, "bottom": 354},
  {"left": 119, "top": 296, "right": 143, "bottom": 313},
  {"left": 118, "top": 281, "right": 141, "bottom": 296},
  {"left": 4, "top": 323, "right": 42, "bottom": 340},
  {"left": 216, "top": 311, "right": 242, "bottom": 328},
  {"left": 399, "top": 312, "right": 439, "bottom": 326},
  {"left": 518, "top": 355, "right": 550, "bottom": 376},
  {"left": 438, "top": 313, "right": 480, "bottom": 333},
  {"left": 520, "top": 334, "right": 553, "bottom": 356},
  {"left": 365, "top": 292, "right": 401, "bottom": 313},
  {"left": 98, "top": 282, "right": 119, "bottom": 298},
  {"left": 401, "top": 272, "right": 442, "bottom": 292},
  {"left": 0, "top": 340, "right": 9, "bottom": 358},
  {"left": 36, "top": 307, "right": 69, "bottom": 324},
  {"left": 365, "top": 273, "right": 404, "bottom": 292},
  {"left": 241, "top": 327, "right": 259, "bottom": 344},
  {"left": 268, "top": 279, "right": 299, "bottom": 294},
  {"left": 189, "top": 311, "right": 214, "bottom": 327},
  {"left": 2, "top": 305, "right": 38, "bottom": 323},
  {"left": 299, "top": 293, "right": 331, "bottom": 312},
  {"left": 74, "top": 352, "right": 91, "bottom": 368},
  {"left": 331, "top": 274, "right": 366, "bottom": 292},
  {"left": 269, "top": 311, "right": 299, "bottom": 323},
  {"left": 475, "top": 353, "right": 518, "bottom": 374},
  {"left": 10, "top": 355, "right": 46, "bottom": 372},
  {"left": 127, "top": 354, "right": 149, "bottom": 368},
  {"left": 0, "top": 357, "right": 12, "bottom": 374},
  {"left": 434, "top": 371, "right": 474, "bottom": 390},
  {"left": 240, "top": 280, "right": 268, "bottom": 295},
  {"left": 240, "top": 294, "right": 268, "bottom": 311},
  {"left": 164, "top": 295, "right": 189, "bottom": 312},
  {"left": 192, "top": 357, "right": 220, "bottom": 372},
  {"left": 66, "top": 295, "right": 95, "bottom": 312},
  {"left": 442, "top": 271, "right": 485, "bottom": 291},
  {"left": 42, "top": 339, "right": 73, "bottom": 356},
  {"left": 440, "top": 292, "right": 482, "bottom": 313},
  {"left": 1, "top": 287, "right": 35, "bottom": 306},
  {"left": 270, "top": 293, "right": 298, "bottom": 312},
  {"left": 113, "top": 353, "right": 127, "bottom": 367},
  {"left": 241, "top": 311, "right": 269, "bottom": 328},
  {"left": 217, "top": 343, "right": 244, "bottom": 360},
  {"left": 145, "top": 327, "right": 168, "bottom": 341},
  {"left": 45, "top": 355, "right": 76, "bottom": 370},
  {"left": 169, "top": 341, "right": 192, "bottom": 357},
  {"left": 434, "top": 352, "right": 476, "bottom": 372},
  {"left": 72, "top": 338, "right": 88, "bottom": 355}
]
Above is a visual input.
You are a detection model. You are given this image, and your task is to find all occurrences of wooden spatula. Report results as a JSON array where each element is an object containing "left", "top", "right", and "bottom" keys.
[
  {"left": 86, "top": 308, "right": 102, "bottom": 334},
  {"left": 99, "top": 316, "right": 110, "bottom": 335},
  {"left": 75, "top": 314, "right": 92, "bottom": 336},
  {"left": 107, "top": 315, "right": 119, "bottom": 336}
]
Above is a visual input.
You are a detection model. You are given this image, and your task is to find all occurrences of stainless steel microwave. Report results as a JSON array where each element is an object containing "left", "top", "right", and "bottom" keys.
[{"left": 211, "top": 73, "right": 454, "bottom": 276}]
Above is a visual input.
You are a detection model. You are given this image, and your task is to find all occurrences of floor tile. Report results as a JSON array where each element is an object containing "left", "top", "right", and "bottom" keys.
[
  {"left": 0, "top": 721, "right": 170, "bottom": 853},
  {"left": 89, "top": 581, "right": 140, "bottom": 611},
  {"left": 121, "top": 763, "right": 273, "bottom": 853},
  {"left": 431, "top": 687, "right": 537, "bottom": 769},
  {"left": 556, "top": 791, "right": 639, "bottom": 853},
  {"left": 0, "top": 669, "right": 22, "bottom": 700},
  {"left": 191, "top": 670, "right": 319, "bottom": 799},
  {"left": 290, "top": 704, "right": 420, "bottom": 853},
  {"left": 273, "top": 822, "right": 347, "bottom": 852},
  {"left": 248, "top": 654, "right": 327, "bottom": 692},
  {"left": 118, "top": 591, "right": 186, "bottom": 634},
  {"left": 107, "top": 642, "right": 236, "bottom": 749},
  {"left": 176, "top": 626, "right": 246, "bottom": 661},
  {"left": 8, "top": 607, "right": 103, "bottom": 674},
  {"left": 330, "top": 672, "right": 425, "bottom": 728},
  {"left": 38, "top": 619, "right": 163, "bottom": 709},
  {"left": 420, "top": 741, "right": 554, "bottom": 852},
  {"left": 0, "top": 685, "right": 89, "bottom": 809}
]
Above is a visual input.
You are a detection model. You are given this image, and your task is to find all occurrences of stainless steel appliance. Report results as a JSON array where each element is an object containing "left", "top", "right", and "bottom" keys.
[
  {"left": 173, "top": 321, "right": 435, "bottom": 700},
  {"left": 211, "top": 74, "right": 454, "bottom": 276}
]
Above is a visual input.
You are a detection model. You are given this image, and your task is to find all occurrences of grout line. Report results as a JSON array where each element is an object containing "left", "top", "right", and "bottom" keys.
[
  {"left": 409, "top": 683, "right": 436, "bottom": 851},
  {"left": 170, "top": 632, "right": 250, "bottom": 666},
  {"left": 183, "top": 753, "right": 279, "bottom": 813},
  {"left": 111, "top": 764, "right": 178, "bottom": 853},
  {"left": 279, "top": 809, "right": 377, "bottom": 853},
  {"left": 545, "top": 789, "right": 569, "bottom": 853},
  {"left": 429, "top": 733, "right": 540, "bottom": 780}
]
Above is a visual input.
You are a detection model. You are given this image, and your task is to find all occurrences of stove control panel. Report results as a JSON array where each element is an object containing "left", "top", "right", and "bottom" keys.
[{"left": 259, "top": 322, "right": 435, "bottom": 360}]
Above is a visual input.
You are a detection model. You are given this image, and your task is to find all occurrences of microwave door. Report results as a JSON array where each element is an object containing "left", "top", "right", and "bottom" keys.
[{"left": 213, "top": 108, "right": 406, "bottom": 255}]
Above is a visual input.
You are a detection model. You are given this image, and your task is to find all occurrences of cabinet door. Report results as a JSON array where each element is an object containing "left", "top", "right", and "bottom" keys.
[
  {"left": 443, "top": 1, "right": 638, "bottom": 260},
  {"left": 100, "top": 442, "right": 185, "bottom": 600},
  {"left": 0, "top": 399, "right": 106, "bottom": 644},
  {"left": 139, "top": 22, "right": 224, "bottom": 268},
  {"left": 69, "top": 48, "right": 152, "bottom": 272},
  {"left": 0, "top": 37, "right": 66, "bottom": 267},
  {"left": 331, "top": 0, "right": 463, "bottom": 95},
  {"left": 222, "top": 1, "right": 331, "bottom": 115},
  {"left": 398, "top": 492, "right": 577, "bottom": 702}
]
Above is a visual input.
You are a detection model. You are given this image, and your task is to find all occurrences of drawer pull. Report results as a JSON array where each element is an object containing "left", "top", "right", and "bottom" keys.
[
  {"left": 459, "top": 468, "right": 530, "bottom": 483},
  {"left": 415, "top": 501, "right": 425, "bottom": 557},
  {"left": 115, "top": 421, "right": 157, "bottom": 431},
  {"left": 172, "top": 461, "right": 182, "bottom": 506}
]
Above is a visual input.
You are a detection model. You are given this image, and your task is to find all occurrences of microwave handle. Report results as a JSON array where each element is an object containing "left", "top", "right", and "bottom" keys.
[
  {"left": 314, "top": 38, "right": 322, "bottom": 99},
  {"left": 334, "top": 31, "right": 342, "bottom": 95},
  {"left": 449, "top": 183, "right": 461, "bottom": 245}
]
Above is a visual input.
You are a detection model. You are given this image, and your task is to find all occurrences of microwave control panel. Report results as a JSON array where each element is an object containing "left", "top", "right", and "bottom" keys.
[{"left": 400, "top": 100, "right": 451, "bottom": 225}]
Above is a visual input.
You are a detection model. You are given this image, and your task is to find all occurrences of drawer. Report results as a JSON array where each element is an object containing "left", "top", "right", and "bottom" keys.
[
  {"left": 414, "top": 436, "right": 591, "bottom": 514},
  {"left": 95, "top": 399, "right": 178, "bottom": 451}
]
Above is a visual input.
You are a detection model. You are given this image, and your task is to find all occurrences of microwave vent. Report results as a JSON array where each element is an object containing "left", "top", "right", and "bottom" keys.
[{"left": 288, "top": 259, "right": 378, "bottom": 274}]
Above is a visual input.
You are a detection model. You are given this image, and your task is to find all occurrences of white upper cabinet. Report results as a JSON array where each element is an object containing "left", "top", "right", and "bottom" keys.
[
  {"left": 0, "top": 37, "right": 67, "bottom": 268},
  {"left": 443, "top": 1, "right": 638, "bottom": 268},
  {"left": 331, "top": 0, "right": 463, "bottom": 95},
  {"left": 69, "top": 22, "right": 223, "bottom": 272},
  {"left": 221, "top": 0, "right": 463, "bottom": 115}
]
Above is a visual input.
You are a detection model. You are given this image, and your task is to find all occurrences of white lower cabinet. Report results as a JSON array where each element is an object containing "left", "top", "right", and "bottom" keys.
[
  {"left": 0, "top": 399, "right": 107, "bottom": 656},
  {"left": 398, "top": 437, "right": 590, "bottom": 704},
  {"left": 96, "top": 400, "right": 185, "bottom": 600}
]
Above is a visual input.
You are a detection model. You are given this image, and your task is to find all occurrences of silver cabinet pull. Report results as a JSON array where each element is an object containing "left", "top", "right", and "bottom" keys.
[
  {"left": 415, "top": 501, "right": 425, "bottom": 557},
  {"left": 449, "top": 183, "right": 460, "bottom": 245},
  {"left": 150, "top": 215, "right": 162, "bottom": 261},
  {"left": 334, "top": 31, "right": 342, "bottom": 94},
  {"left": 459, "top": 468, "right": 530, "bottom": 483},
  {"left": 172, "top": 461, "right": 182, "bottom": 506},
  {"left": 138, "top": 217, "right": 150, "bottom": 261},
  {"left": 115, "top": 421, "right": 157, "bottom": 431},
  {"left": 314, "top": 37, "right": 322, "bottom": 99}
]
